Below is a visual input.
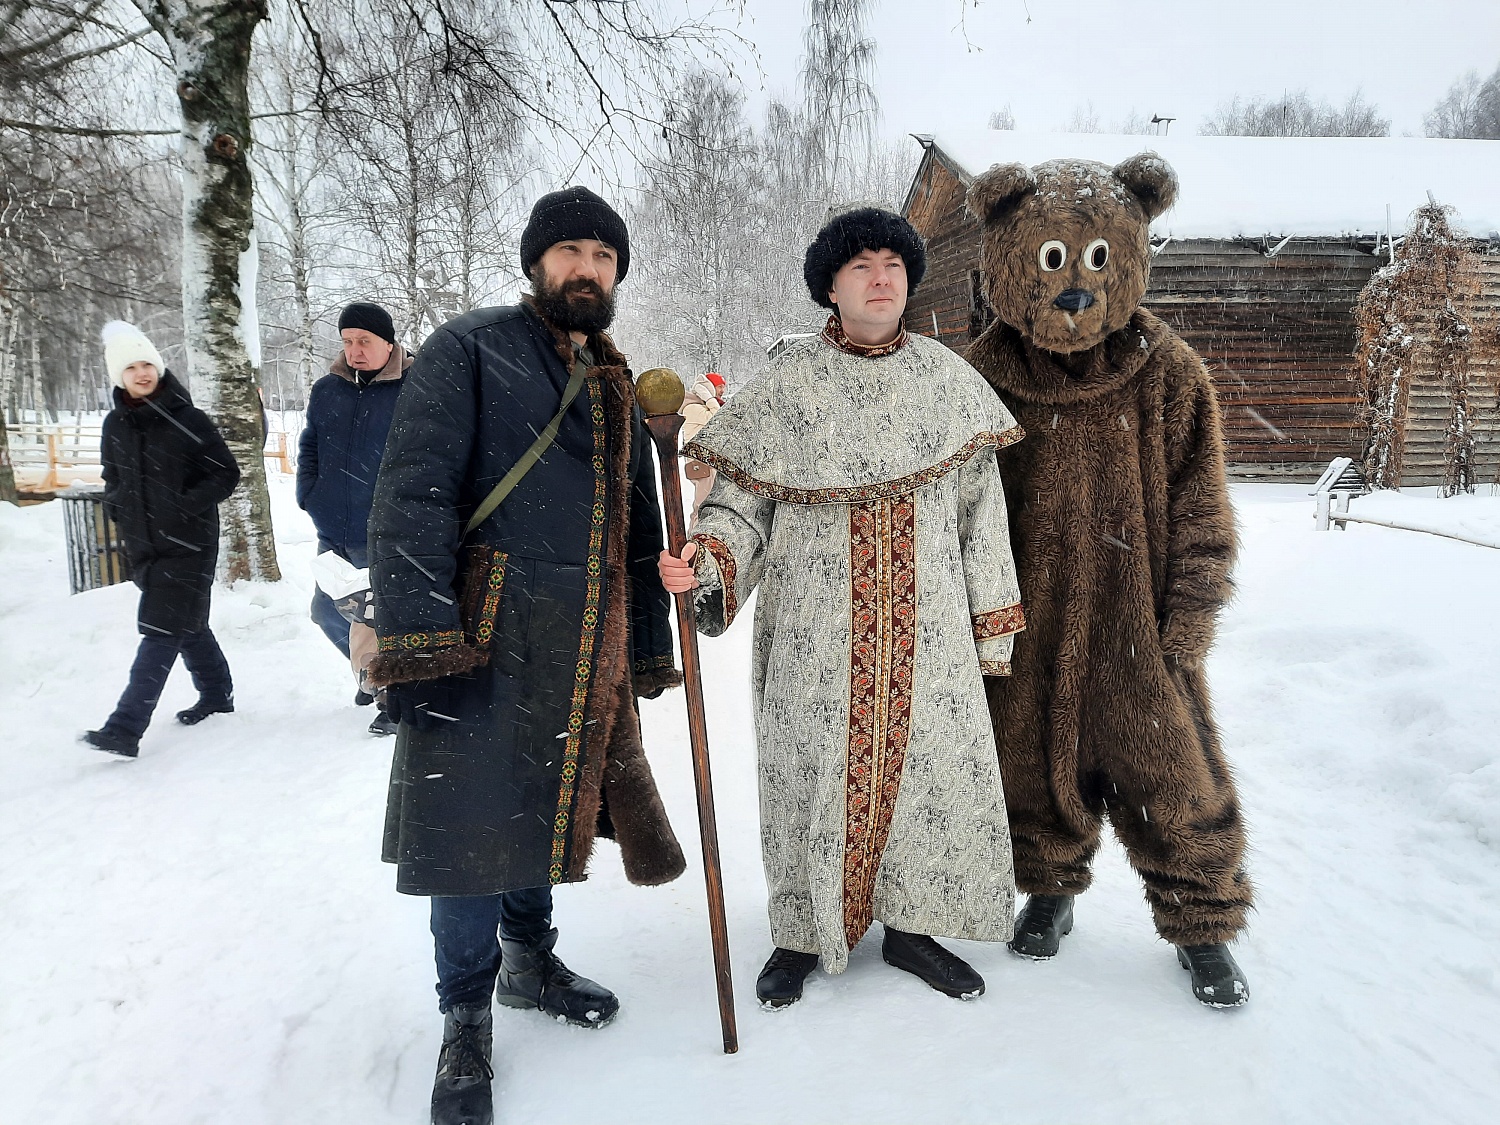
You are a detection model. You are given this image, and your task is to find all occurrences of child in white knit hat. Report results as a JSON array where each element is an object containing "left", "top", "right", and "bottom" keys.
[
  {"left": 101, "top": 320, "right": 167, "bottom": 389},
  {"left": 83, "top": 322, "right": 242, "bottom": 758}
]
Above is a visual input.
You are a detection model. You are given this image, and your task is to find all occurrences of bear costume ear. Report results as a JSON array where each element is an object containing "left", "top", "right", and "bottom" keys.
[
  {"left": 1112, "top": 152, "right": 1179, "bottom": 220},
  {"left": 966, "top": 162, "right": 1037, "bottom": 225}
]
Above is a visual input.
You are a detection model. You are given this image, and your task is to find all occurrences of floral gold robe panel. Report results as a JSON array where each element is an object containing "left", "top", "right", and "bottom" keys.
[{"left": 686, "top": 334, "right": 1026, "bottom": 973}]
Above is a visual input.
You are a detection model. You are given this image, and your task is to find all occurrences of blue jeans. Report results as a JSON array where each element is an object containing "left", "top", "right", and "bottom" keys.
[
  {"left": 310, "top": 543, "right": 367, "bottom": 658},
  {"left": 310, "top": 586, "right": 351, "bottom": 657},
  {"left": 104, "top": 631, "right": 232, "bottom": 738},
  {"left": 430, "top": 887, "right": 554, "bottom": 1012}
]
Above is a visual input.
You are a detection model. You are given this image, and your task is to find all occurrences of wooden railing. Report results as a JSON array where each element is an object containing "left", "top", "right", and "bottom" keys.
[
  {"left": 263, "top": 429, "right": 296, "bottom": 476},
  {"left": 6, "top": 420, "right": 299, "bottom": 495},
  {"left": 6, "top": 423, "right": 103, "bottom": 492}
]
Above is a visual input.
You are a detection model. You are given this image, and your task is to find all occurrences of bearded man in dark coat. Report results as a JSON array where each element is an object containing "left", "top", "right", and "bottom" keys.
[{"left": 366, "top": 187, "right": 686, "bottom": 1125}]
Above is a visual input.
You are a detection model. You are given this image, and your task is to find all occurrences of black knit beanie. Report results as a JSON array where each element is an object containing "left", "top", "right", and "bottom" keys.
[
  {"left": 337, "top": 302, "right": 396, "bottom": 344},
  {"left": 520, "top": 186, "right": 630, "bottom": 282},
  {"left": 803, "top": 207, "right": 927, "bottom": 310}
]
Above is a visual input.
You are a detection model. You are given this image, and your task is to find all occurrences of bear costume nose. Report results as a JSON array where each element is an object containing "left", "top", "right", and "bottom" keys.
[{"left": 1054, "top": 289, "right": 1095, "bottom": 312}]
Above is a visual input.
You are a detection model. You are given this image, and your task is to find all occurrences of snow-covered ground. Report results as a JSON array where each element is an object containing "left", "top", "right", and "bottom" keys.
[{"left": 3, "top": 479, "right": 1498, "bottom": 1124}]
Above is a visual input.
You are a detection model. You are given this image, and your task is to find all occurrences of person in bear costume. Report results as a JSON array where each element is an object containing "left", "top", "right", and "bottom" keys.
[{"left": 964, "top": 153, "right": 1252, "bottom": 1007}]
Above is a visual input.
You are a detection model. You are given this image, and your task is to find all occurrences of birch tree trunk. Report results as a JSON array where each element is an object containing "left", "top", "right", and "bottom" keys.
[
  {"left": 0, "top": 278, "right": 17, "bottom": 504},
  {"left": 289, "top": 204, "right": 317, "bottom": 403},
  {"left": 141, "top": 0, "right": 279, "bottom": 581}
]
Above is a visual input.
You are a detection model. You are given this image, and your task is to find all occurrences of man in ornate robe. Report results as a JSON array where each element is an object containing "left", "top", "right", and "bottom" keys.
[{"left": 659, "top": 209, "right": 1025, "bottom": 1007}]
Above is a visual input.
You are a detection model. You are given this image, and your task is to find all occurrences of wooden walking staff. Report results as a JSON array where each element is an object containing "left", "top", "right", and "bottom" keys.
[{"left": 635, "top": 367, "right": 739, "bottom": 1055}]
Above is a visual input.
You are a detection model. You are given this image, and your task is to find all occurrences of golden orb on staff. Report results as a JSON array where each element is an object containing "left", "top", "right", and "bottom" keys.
[{"left": 634, "top": 367, "right": 686, "bottom": 417}]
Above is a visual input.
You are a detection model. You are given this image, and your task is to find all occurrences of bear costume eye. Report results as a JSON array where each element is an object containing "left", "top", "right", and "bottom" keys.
[
  {"left": 1084, "top": 238, "right": 1110, "bottom": 271},
  {"left": 1039, "top": 240, "right": 1067, "bottom": 271}
]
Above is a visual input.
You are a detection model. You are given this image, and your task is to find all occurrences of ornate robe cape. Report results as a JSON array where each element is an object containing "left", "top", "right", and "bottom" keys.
[{"left": 685, "top": 329, "right": 1025, "bottom": 972}]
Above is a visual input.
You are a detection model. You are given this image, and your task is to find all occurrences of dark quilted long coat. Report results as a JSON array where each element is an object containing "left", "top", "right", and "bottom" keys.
[{"left": 366, "top": 301, "right": 685, "bottom": 897}]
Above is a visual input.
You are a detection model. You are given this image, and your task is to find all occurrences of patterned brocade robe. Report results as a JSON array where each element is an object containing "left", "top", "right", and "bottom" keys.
[{"left": 685, "top": 323, "right": 1027, "bottom": 973}]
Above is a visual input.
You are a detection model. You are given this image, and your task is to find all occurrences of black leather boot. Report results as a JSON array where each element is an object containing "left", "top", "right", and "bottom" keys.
[
  {"left": 1177, "top": 943, "right": 1250, "bottom": 1008},
  {"left": 176, "top": 695, "right": 234, "bottom": 726},
  {"left": 882, "top": 927, "right": 985, "bottom": 999},
  {"left": 1008, "top": 893, "right": 1075, "bottom": 960},
  {"left": 430, "top": 1002, "right": 493, "bottom": 1125},
  {"left": 755, "top": 948, "right": 819, "bottom": 1009},
  {"left": 495, "top": 928, "right": 618, "bottom": 1028}
]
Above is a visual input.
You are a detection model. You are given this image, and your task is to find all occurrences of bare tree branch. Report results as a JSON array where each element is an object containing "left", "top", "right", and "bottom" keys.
[{"left": 0, "top": 116, "right": 177, "bottom": 137}]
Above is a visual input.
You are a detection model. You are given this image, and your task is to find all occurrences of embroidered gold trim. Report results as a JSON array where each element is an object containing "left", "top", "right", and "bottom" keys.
[
  {"left": 691, "top": 533, "right": 739, "bottom": 626},
  {"left": 841, "top": 493, "right": 918, "bottom": 950},
  {"left": 972, "top": 603, "right": 1026, "bottom": 641},
  {"left": 633, "top": 653, "right": 676, "bottom": 675},
  {"left": 683, "top": 427, "right": 1025, "bottom": 507},
  {"left": 820, "top": 313, "right": 909, "bottom": 358},
  {"left": 377, "top": 629, "right": 463, "bottom": 653},
  {"left": 471, "top": 551, "right": 508, "bottom": 647},
  {"left": 549, "top": 379, "right": 608, "bottom": 885},
  {"left": 979, "top": 660, "right": 1013, "bottom": 676}
]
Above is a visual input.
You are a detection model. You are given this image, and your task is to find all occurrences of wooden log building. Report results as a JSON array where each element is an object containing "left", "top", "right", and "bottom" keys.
[{"left": 901, "top": 131, "right": 1500, "bottom": 485}]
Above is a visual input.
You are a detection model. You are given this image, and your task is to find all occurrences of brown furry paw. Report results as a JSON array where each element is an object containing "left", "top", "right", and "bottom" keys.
[{"left": 1159, "top": 609, "right": 1217, "bottom": 668}]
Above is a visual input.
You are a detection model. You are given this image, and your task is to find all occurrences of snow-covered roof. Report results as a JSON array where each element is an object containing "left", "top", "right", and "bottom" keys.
[{"left": 914, "top": 130, "right": 1500, "bottom": 241}]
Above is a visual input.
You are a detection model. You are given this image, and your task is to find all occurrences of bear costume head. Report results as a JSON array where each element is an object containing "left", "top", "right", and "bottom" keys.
[{"left": 966, "top": 154, "right": 1177, "bottom": 355}]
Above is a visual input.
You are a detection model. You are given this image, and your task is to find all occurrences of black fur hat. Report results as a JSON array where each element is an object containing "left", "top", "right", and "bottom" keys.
[{"left": 803, "top": 207, "right": 927, "bottom": 310}]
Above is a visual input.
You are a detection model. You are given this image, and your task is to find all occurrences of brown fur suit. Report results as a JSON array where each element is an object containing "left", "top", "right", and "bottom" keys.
[{"left": 964, "top": 155, "right": 1252, "bottom": 946}]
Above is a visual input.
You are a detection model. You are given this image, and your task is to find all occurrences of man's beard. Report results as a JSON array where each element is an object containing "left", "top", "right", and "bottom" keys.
[{"left": 531, "top": 272, "right": 617, "bottom": 335}]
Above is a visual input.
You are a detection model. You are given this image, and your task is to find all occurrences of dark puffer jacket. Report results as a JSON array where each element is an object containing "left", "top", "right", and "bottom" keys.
[
  {"left": 296, "top": 345, "right": 410, "bottom": 564},
  {"left": 100, "top": 370, "right": 241, "bottom": 635}
]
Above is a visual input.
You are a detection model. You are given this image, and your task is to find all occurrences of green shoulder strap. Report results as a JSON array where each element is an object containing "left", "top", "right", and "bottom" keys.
[{"left": 463, "top": 356, "right": 588, "bottom": 537}]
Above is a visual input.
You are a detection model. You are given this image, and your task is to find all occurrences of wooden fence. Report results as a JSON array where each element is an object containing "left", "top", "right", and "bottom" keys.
[{"left": 7, "top": 420, "right": 298, "bottom": 496}]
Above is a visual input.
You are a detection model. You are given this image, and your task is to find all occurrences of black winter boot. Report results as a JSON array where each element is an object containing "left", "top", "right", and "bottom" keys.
[
  {"left": 1008, "top": 893, "right": 1075, "bottom": 960},
  {"left": 430, "top": 1002, "right": 494, "bottom": 1125},
  {"left": 1177, "top": 943, "right": 1250, "bottom": 1008},
  {"left": 882, "top": 927, "right": 985, "bottom": 999},
  {"left": 176, "top": 695, "right": 234, "bottom": 726},
  {"left": 82, "top": 728, "right": 140, "bottom": 758},
  {"left": 495, "top": 929, "right": 618, "bottom": 1028},
  {"left": 755, "top": 948, "right": 819, "bottom": 1009},
  {"left": 368, "top": 711, "right": 399, "bottom": 736}
]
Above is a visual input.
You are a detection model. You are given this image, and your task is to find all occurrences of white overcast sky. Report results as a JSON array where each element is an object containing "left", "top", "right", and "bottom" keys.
[{"left": 722, "top": 0, "right": 1500, "bottom": 142}]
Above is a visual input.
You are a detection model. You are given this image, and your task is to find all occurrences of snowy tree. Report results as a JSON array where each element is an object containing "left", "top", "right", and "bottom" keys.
[
  {"left": 250, "top": 5, "right": 342, "bottom": 405},
  {"left": 1060, "top": 102, "right": 1157, "bottom": 135},
  {"left": 800, "top": 0, "right": 879, "bottom": 204},
  {"left": 627, "top": 72, "right": 763, "bottom": 378},
  {"left": 1201, "top": 89, "right": 1389, "bottom": 137},
  {"left": 987, "top": 105, "right": 1016, "bottom": 130},
  {"left": 1424, "top": 64, "right": 1500, "bottom": 139},
  {"left": 315, "top": 0, "right": 524, "bottom": 339},
  {"left": 0, "top": 1, "right": 179, "bottom": 502}
]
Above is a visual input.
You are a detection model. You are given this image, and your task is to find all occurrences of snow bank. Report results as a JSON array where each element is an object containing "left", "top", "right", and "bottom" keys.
[
  {"left": 2, "top": 481, "right": 1498, "bottom": 1123},
  {"left": 919, "top": 130, "right": 1500, "bottom": 239}
]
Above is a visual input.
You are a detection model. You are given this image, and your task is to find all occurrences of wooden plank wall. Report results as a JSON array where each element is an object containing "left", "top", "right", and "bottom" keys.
[
  {"left": 1399, "top": 253, "right": 1500, "bottom": 488},
  {"left": 1148, "top": 240, "right": 1378, "bottom": 477},
  {"left": 904, "top": 153, "right": 985, "bottom": 347},
  {"left": 903, "top": 154, "right": 1388, "bottom": 479}
]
